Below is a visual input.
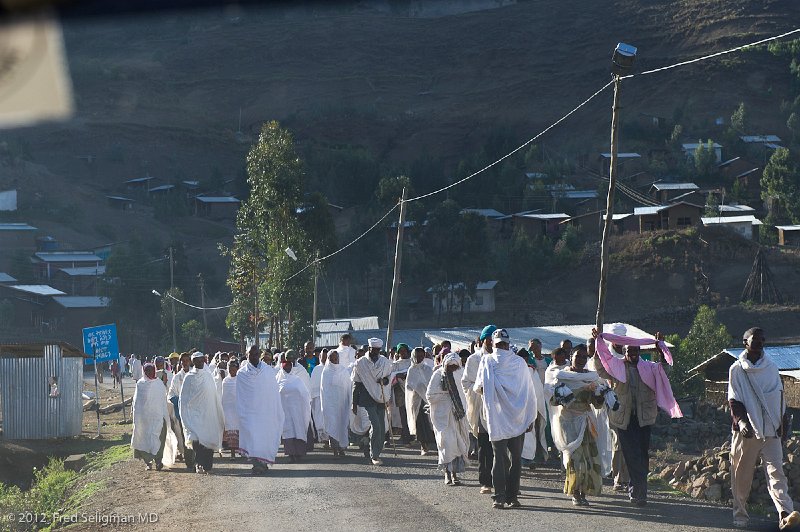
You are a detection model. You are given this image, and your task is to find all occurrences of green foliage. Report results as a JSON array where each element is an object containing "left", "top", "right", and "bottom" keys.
[
  {"left": 375, "top": 174, "right": 412, "bottom": 209},
  {"left": 787, "top": 112, "right": 800, "bottom": 144},
  {"left": 692, "top": 139, "right": 717, "bottom": 181},
  {"left": 704, "top": 194, "right": 720, "bottom": 217},
  {"left": 761, "top": 147, "right": 800, "bottom": 223},
  {"left": 672, "top": 305, "right": 732, "bottom": 396},
  {"left": 181, "top": 319, "right": 205, "bottom": 348},
  {"left": 730, "top": 102, "right": 747, "bottom": 132},
  {"left": 0, "top": 458, "right": 78, "bottom": 525}
]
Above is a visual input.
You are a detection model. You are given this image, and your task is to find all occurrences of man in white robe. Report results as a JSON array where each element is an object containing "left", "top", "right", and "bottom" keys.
[
  {"left": 237, "top": 349, "right": 283, "bottom": 474},
  {"left": 179, "top": 352, "right": 225, "bottom": 474},
  {"left": 462, "top": 325, "right": 496, "bottom": 493},
  {"left": 277, "top": 360, "right": 312, "bottom": 462},
  {"left": 131, "top": 363, "right": 171, "bottom": 470},
  {"left": 130, "top": 354, "right": 143, "bottom": 382},
  {"left": 427, "top": 352, "right": 471, "bottom": 485},
  {"left": 310, "top": 351, "right": 328, "bottom": 445},
  {"left": 352, "top": 337, "right": 392, "bottom": 465},
  {"left": 337, "top": 333, "right": 357, "bottom": 369},
  {"left": 406, "top": 347, "right": 436, "bottom": 455},
  {"left": 321, "top": 349, "right": 351, "bottom": 456},
  {"left": 475, "top": 328, "right": 537, "bottom": 509}
]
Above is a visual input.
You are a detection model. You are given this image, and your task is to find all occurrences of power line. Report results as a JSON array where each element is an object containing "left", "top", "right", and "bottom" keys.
[{"left": 160, "top": 290, "right": 232, "bottom": 311}]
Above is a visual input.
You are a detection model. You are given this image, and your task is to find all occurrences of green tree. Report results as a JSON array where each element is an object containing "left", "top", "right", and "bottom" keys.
[
  {"left": 160, "top": 287, "right": 189, "bottom": 350},
  {"left": 787, "top": 112, "right": 800, "bottom": 144},
  {"left": 693, "top": 139, "right": 716, "bottom": 180},
  {"left": 375, "top": 175, "right": 412, "bottom": 209},
  {"left": 730, "top": 102, "right": 747, "bottom": 132},
  {"left": 673, "top": 305, "right": 732, "bottom": 396},
  {"left": 704, "top": 194, "right": 720, "bottom": 217},
  {"left": 761, "top": 147, "right": 800, "bottom": 223},
  {"left": 181, "top": 319, "right": 205, "bottom": 348}
]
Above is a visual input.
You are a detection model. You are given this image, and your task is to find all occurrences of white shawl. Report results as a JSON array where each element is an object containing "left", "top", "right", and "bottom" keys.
[
  {"left": 179, "top": 368, "right": 225, "bottom": 450},
  {"left": 475, "top": 348, "right": 537, "bottom": 442},
  {"left": 352, "top": 355, "right": 392, "bottom": 403},
  {"left": 131, "top": 377, "right": 169, "bottom": 456},
  {"left": 461, "top": 349, "right": 485, "bottom": 436},
  {"left": 321, "top": 360, "right": 352, "bottom": 447},
  {"left": 221, "top": 375, "right": 239, "bottom": 432},
  {"left": 550, "top": 369, "right": 606, "bottom": 469},
  {"left": 728, "top": 350, "right": 784, "bottom": 440},
  {"left": 236, "top": 361, "right": 283, "bottom": 462},
  {"left": 337, "top": 344, "right": 357, "bottom": 369},
  {"left": 277, "top": 370, "right": 312, "bottom": 441},
  {"left": 522, "top": 367, "right": 549, "bottom": 461},
  {"left": 426, "top": 357, "right": 470, "bottom": 466},
  {"left": 405, "top": 357, "right": 433, "bottom": 436},
  {"left": 310, "top": 364, "right": 326, "bottom": 439},
  {"left": 291, "top": 363, "right": 312, "bottom": 393}
]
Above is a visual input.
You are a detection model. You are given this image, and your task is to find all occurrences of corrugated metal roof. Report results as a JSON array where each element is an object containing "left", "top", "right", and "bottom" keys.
[
  {"left": 148, "top": 185, "right": 175, "bottom": 192},
  {"left": 776, "top": 225, "right": 800, "bottom": 231},
  {"left": 701, "top": 215, "right": 762, "bottom": 226},
  {"left": 34, "top": 252, "right": 102, "bottom": 263},
  {"left": 125, "top": 176, "right": 155, "bottom": 183},
  {"left": 780, "top": 369, "right": 800, "bottom": 380},
  {"left": 633, "top": 206, "right": 662, "bottom": 216},
  {"left": 600, "top": 152, "right": 641, "bottom": 158},
  {"left": 717, "top": 204, "right": 755, "bottom": 213},
  {"left": 518, "top": 213, "right": 570, "bottom": 220},
  {"left": 8, "top": 284, "right": 65, "bottom": 296},
  {"left": 740, "top": 135, "right": 781, "bottom": 143},
  {"left": 196, "top": 196, "right": 240, "bottom": 203},
  {"left": 52, "top": 296, "right": 110, "bottom": 308},
  {"left": 460, "top": 208, "right": 505, "bottom": 219},
  {"left": 0, "top": 273, "right": 17, "bottom": 283},
  {"left": 0, "top": 222, "right": 36, "bottom": 231},
  {"left": 682, "top": 143, "right": 722, "bottom": 149},
  {"left": 559, "top": 190, "right": 599, "bottom": 199},
  {"left": 106, "top": 195, "right": 135, "bottom": 202},
  {"left": 690, "top": 345, "right": 800, "bottom": 374},
  {"left": 652, "top": 182, "right": 699, "bottom": 191},
  {"left": 59, "top": 266, "right": 107, "bottom": 276}
]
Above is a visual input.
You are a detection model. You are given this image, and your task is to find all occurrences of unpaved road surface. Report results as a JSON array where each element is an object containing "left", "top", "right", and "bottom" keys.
[{"left": 68, "top": 444, "right": 776, "bottom": 532}]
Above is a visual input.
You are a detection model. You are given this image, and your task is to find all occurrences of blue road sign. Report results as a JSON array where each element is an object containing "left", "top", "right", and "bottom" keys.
[{"left": 82, "top": 324, "right": 120, "bottom": 365}]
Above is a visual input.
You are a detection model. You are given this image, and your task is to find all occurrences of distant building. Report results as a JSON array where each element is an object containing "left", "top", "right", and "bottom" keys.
[
  {"left": 124, "top": 176, "right": 156, "bottom": 193},
  {"left": 559, "top": 211, "right": 636, "bottom": 237},
  {"left": 53, "top": 265, "right": 106, "bottom": 296},
  {"left": 739, "top": 135, "right": 782, "bottom": 148},
  {"left": 194, "top": 196, "right": 241, "bottom": 220},
  {"left": 512, "top": 212, "right": 570, "bottom": 238},
  {"left": 633, "top": 202, "right": 704, "bottom": 232},
  {"left": 682, "top": 142, "right": 723, "bottom": 163},
  {"left": 701, "top": 215, "right": 762, "bottom": 240},
  {"left": 32, "top": 252, "right": 103, "bottom": 280},
  {"left": 147, "top": 184, "right": 175, "bottom": 196},
  {"left": 428, "top": 281, "right": 498, "bottom": 314},
  {"left": 649, "top": 182, "right": 699, "bottom": 203},
  {"left": 106, "top": 195, "right": 135, "bottom": 211},
  {"left": 598, "top": 152, "right": 642, "bottom": 176},
  {"left": 777, "top": 225, "right": 800, "bottom": 247}
]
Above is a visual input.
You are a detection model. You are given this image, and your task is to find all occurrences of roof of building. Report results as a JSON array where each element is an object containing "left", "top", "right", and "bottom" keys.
[
  {"left": 525, "top": 172, "right": 549, "bottom": 179},
  {"left": 701, "top": 215, "right": 763, "bottom": 226},
  {"left": 734, "top": 168, "right": 761, "bottom": 179},
  {"left": 0, "top": 273, "right": 17, "bottom": 283},
  {"left": 717, "top": 204, "right": 755, "bottom": 213},
  {"left": 689, "top": 345, "right": 800, "bottom": 375},
  {"left": 651, "top": 182, "right": 699, "bottom": 191},
  {"left": 718, "top": 157, "right": 740, "bottom": 168},
  {"left": 182, "top": 180, "right": 200, "bottom": 188},
  {"left": 195, "top": 196, "right": 240, "bottom": 204},
  {"left": 427, "top": 281, "right": 499, "bottom": 293},
  {"left": 460, "top": 208, "right": 506, "bottom": 219},
  {"left": 682, "top": 142, "right": 723, "bottom": 149},
  {"left": 33, "top": 252, "right": 102, "bottom": 263},
  {"left": 58, "top": 266, "right": 107, "bottom": 276},
  {"left": 124, "top": 176, "right": 156, "bottom": 184},
  {"left": 148, "top": 185, "right": 175, "bottom": 192},
  {"left": 6, "top": 284, "right": 65, "bottom": 296},
  {"left": 776, "top": 225, "right": 800, "bottom": 231},
  {"left": 668, "top": 191, "right": 703, "bottom": 203},
  {"left": 316, "top": 316, "right": 381, "bottom": 333},
  {"left": 517, "top": 213, "right": 570, "bottom": 220},
  {"left": 740, "top": 135, "right": 782, "bottom": 144},
  {"left": 106, "top": 195, "right": 135, "bottom": 202},
  {"left": 633, "top": 202, "right": 703, "bottom": 216},
  {"left": 0, "top": 222, "right": 36, "bottom": 231},
  {"left": 555, "top": 190, "right": 599, "bottom": 200},
  {"left": 52, "top": 296, "right": 111, "bottom": 308},
  {"left": 599, "top": 152, "right": 641, "bottom": 159},
  {"left": 780, "top": 369, "right": 800, "bottom": 380}
]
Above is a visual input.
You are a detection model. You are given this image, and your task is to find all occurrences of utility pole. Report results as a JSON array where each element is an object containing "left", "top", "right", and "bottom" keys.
[
  {"left": 169, "top": 246, "right": 176, "bottom": 352},
  {"left": 312, "top": 251, "right": 319, "bottom": 345},
  {"left": 253, "top": 266, "right": 259, "bottom": 349},
  {"left": 596, "top": 43, "right": 636, "bottom": 333},
  {"left": 199, "top": 273, "right": 207, "bottom": 334},
  {"left": 386, "top": 188, "right": 407, "bottom": 349}
]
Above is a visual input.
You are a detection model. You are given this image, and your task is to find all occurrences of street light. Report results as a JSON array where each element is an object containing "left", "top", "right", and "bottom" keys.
[
  {"left": 285, "top": 247, "right": 298, "bottom": 261},
  {"left": 596, "top": 43, "right": 637, "bottom": 334}
]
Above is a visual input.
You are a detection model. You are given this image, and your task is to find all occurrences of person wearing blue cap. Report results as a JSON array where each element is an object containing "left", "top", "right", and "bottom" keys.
[{"left": 461, "top": 324, "right": 496, "bottom": 494}]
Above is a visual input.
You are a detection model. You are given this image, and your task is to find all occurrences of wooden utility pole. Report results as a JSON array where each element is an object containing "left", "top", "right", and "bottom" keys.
[
  {"left": 312, "top": 252, "right": 319, "bottom": 346},
  {"left": 253, "top": 266, "right": 259, "bottom": 348},
  {"left": 386, "top": 188, "right": 407, "bottom": 349},
  {"left": 198, "top": 273, "right": 207, "bottom": 334},
  {"left": 169, "top": 246, "right": 176, "bottom": 352},
  {"left": 595, "top": 76, "right": 622, "bottom": 333}
]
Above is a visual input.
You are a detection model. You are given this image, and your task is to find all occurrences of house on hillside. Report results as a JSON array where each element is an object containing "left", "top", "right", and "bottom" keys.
[
  {"left": 740, "top": 135, "right": 782, "bottom": 148},
  {"left": 124, "top": 176, "right": 156, "bottom": 194},
  {"left": 106, "top": 196, "right": 135, "bottom": 211},
  {"left": 701, "top": 215, "right": 762, "bottom": 240},
  {"left": 649, "top": 182, "right": 699, "bottom": 203},
  {"left": 716, "top": 204, "right": 755, "bottom": 216},
  {"left": 777, "top": 226, "right": 800, "bottom": 247},
  {"left": 428, "top": 281, "right": 498, "bottom": 314},
  {"left": 689, "top": 345, "right": 800, "bottom": 408},
  {"left": 194, "top": 196, "right": 240, "bottom": 220},
  {"left": 513, "top": 212, "right": 569, "bottom": 238},
  {"left": 147, "top": 184, "right": 175, "bottom": 197},
  {"left": 633, "top": 202, "right": 704, "bottom": 232},
  {"left": 559, "top": 210, "right": 636, "bottom": 237},
  {"left": 667, "top": 189, "right": 706, "bottom": 205},
  {"left": 598, "top": 152, "right": 641, "bottom": 176},
  {"left": 551, "top": 190, "right": 600, "bottom": 215},
  {"left": 32, "top": 251, "right": 103, "bottom": 280},
  {"left": 52, "top": 265, "right": 106, "bottom": 296},
  {"left": 460, "top": 208, "right": 505, "bottom": 236},
  {"left": 682, "top": 142, "right": 723, "bottom": 163}
]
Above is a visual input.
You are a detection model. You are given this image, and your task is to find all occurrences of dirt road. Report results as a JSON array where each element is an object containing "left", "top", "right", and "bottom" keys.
[{"left": 68, "top": 444, "right": 774, "bottom": 532}]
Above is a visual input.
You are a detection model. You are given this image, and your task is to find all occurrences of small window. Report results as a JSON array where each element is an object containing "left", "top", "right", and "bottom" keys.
[
  {"left": 475, "top": 296, "right": 484, "bottom": 306},
  {"left": 677, "top": 217, "right": 692, "bottom": 227}
]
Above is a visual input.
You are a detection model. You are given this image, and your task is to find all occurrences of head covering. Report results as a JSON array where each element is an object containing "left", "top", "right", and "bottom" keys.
[
  {"left": 480, "top": 324, "right": 498, "bottom": 341},
  {"left": 154, "top": 356, "right": 165, "bottom": 364},
  {"left": 143, "top": 363, "right": 156, "bottom": 379},
  {"left": 191, "top": 351, "right": 204, "bottom": 360},
  {"left": 492, "top": 328, "right": 510, "bottom": 344},
  {"left": 396, "top": 343, "right": 410, "bottom": 353},
  {"left": 443, "top": 351, "right": 462, "bottom": 368},
  {"left": 368, "top": 337, "right": 383, "bottom": 349},
  {"left": 284, "top": 349, "right": 298, "bottom": 362},
  {"left": 611, "top": 323, "right": 627, "bottom": 336},
  {"left": 169, "top": 352, "right": 180, "bottom": 360},
  {"left": 228, "top": 358, "right": 240, "bottom": 368},
  {"left": 424, "top": 347, "right": 432, "bottom": 355}
]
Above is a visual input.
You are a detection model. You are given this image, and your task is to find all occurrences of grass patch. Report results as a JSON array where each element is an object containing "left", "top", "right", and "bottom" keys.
[
  {"left": 83, "top": 442, "right": 130, "bottom": 473},
  {"left": 647, "top": 477, "right": 690, "bottom": 498}
]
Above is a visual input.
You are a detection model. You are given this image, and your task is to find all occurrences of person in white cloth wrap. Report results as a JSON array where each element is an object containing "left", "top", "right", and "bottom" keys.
[
  {"left": 179, "top": 352, "right": 225, "bottom": 474},
  {"left": 321, "top": 349, "right": 352, "bottom": 457},
  {"left": 406, "top": 347, "right": 436, "bottom": 456},
  {"left": 475, "top": 328, "right": 537, "bottom": 509},
  {"left": 131, "top": 363, "right": 172, "bottom": 471},
  {"left": 426, "top": 351, "right": 471, "bottom": 486},
  {"left": 352, "top": 337, "right": 392, "bottom": 465},
  {"left": 277, "top": 358, "right": 312, "bottom": 462},
  {"left": 221, "top": 358, "right": 240, "bottom": 459},
  {"left": 236, "top": 348, "right": 283, "bottom": 474},
  {"left": 728, "top": 327, "right": 800, "bottom": 530},
  {"left": 310, "top": 350, "right": 328, "bottom": 445}
]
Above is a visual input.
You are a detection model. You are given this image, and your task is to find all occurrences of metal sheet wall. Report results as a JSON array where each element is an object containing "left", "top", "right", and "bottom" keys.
[{"left": 0, "top": 345, "right": 83, "bottom": 439}]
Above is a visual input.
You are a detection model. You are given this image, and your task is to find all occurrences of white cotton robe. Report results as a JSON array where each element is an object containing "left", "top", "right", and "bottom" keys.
[
  {"left": 522, "top": 366, "right": 548, "bottom": 461},
  {"left": 277, "top": 370, "right": 312, "bottom": 441},
  {"left": 236, "top": 360, "right": 283, "bottom": 462},
  {"left": 310, "top": 364, "right": 327, "bottom": 441},
  {"left": 461, "top": 349, "right": 485, "bottom": 437},
  {"left": 291, "top": 363, "right": 312, "bottom": 393},
  {"left": 131, "top": 377, "right": 170, "bottom": 456},
  {"left": 405, "top": 357, "right": 433, "bottom": 436},
  {"left": 550, "top": 369, "right": 607, "bottom": 469},
  {"left": 131, "top": 358, "right": 143, "bottom": 381},
  {"left": 221, "top": 375, "right": 240, "bottom": 432},
  {"left": 728, "top": 350, "right": 784, "bottom": 439},
  {"left": 475, "top": 348, "right": 537, "bottom": 442},
  {"left": 179, "top": 367, "right": 225, "bottom": 450},
  {"left": 321, "top": 360, "right": 352, "bottom": 447},
  {"left": 352, "top": 354, "right": 392, "bottom": 403},
  {"left": 337, "top": 344, "right": 357, "bottom": 369},
  {"left": 426, "top": 358, "right": 470, "bottom": 467}
]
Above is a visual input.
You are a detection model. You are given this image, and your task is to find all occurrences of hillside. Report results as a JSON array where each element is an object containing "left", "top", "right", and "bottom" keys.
[{"left": 1, "top": 0, "right": 800, "bottom": 345}]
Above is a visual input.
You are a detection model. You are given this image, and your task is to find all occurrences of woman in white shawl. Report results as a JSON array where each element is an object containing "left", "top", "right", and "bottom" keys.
[
  {"left": 131, "top": 363, "right": 171, "bottom": 470},
  {"left": 406, "top": 347, "right": 436, "bottom": 455},
  {"left": 277, "top": 359, "right": 312, "bottom": 462},
  {"left": 237, "top": 350, "right": 283, "bottom": 475},
  {"left": 550, "top": 345, "right": 606, "bottom": 506},
  {"left": 426, "top": 352, "right": 471, "bottom": 485},
  {"left": 310, "top": 350, "right": 328, "bottom": 446},
  {"left": 179, "top": 352, "right": 226, "bottom": 474},
  {"left": 321, "top": 350, "right": 351, "bottom": 457},
  {"left": 221, "top": 358, "right": 240, "bottom": 459}
]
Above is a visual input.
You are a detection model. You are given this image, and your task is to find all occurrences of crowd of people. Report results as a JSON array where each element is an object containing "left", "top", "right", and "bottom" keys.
[{"left": 128, "top": 326, "right": 800, "bottom": 530}]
